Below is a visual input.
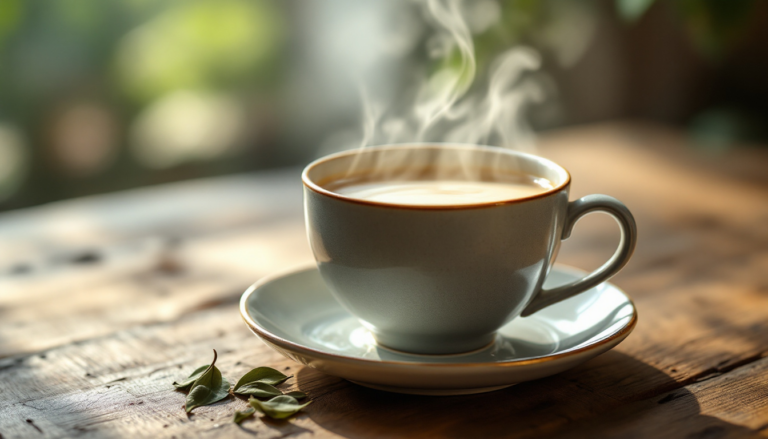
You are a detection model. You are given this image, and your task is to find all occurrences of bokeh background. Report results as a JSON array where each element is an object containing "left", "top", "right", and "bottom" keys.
[{"left": 1, "top": 0, "right": 766, "bottom": 212}]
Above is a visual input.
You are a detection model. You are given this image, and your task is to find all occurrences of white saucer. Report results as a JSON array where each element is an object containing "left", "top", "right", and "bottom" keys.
[{"left": 240, "top": 264, "right": 637, "bottom": 395}]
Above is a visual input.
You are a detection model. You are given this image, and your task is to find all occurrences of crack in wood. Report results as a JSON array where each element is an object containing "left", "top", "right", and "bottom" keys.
[
  {"left": 20, "top": 402, "right": 41, "bottom": 411},
  {"left": 657, "top": 392, "right": 688, "bottom": 405},
  {"left": 680, "top": 351, "right": 768, "bottom": 387},
  {"left": 25, "top": 419, "right": 42, "bottom": 434},
  {"left": 104, "top": 377, "right": 128, "bottom": 385},
  {"left": 147, "top": 363, "right": 184, "bottom": 377}
]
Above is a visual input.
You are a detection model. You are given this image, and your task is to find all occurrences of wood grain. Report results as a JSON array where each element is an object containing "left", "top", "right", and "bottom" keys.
[{"left": 1, "top": 123, "right": 767, "bottom": 438}]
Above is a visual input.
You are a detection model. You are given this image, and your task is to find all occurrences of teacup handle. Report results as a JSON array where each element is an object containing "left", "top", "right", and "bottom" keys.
[{"left": 521, "top": 194, "right": 637, "bottom": 317}]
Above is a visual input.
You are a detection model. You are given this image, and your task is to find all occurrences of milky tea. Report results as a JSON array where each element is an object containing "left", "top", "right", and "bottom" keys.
[{"left": 326, "top": 175, "right": 554, "bottom": 206}]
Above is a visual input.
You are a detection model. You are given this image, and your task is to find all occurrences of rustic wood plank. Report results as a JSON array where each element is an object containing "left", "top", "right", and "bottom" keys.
[
  {"left": 547, "top": 355, "right": 768, "bottom": 438},
  {"left": 1, "top": 302, "right": 767, "bottom": 439},
  {"left": 1, "top": 123, "right": 767, "bottom": 438},
  {"left": 0, "top": 219, "right": 313, "bottom": 358},
  {"left": 0, "top": 169, "right": 312, "bottom": 358}
]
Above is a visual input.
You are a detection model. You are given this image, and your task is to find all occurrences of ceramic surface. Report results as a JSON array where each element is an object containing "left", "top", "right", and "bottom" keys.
[
  {"left": 303, "top": 144, "right": 637, "bottom": 354},
  {"left": 240, "top": 264, "right": 637, "bottom": 395}
]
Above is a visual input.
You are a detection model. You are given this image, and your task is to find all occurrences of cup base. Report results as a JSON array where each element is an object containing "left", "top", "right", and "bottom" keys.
[{"left": 371, "top": 332, "right": 497, "bottom": 356}]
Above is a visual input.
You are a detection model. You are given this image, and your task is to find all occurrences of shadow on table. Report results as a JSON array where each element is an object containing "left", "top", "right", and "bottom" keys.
[{"left": 296, "top": 351, "right": 753, "bottom": 438}]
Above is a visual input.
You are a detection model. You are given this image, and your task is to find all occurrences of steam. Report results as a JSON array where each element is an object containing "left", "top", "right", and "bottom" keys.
[
  {"left": 325, "top": 0, "right": 549, "bottom": 185},
  {"left": 443, "top": 47, "right": 542, "bottom": 150},
  {"left": 358, "top": 0, "right": 543, "bottom": 151},
  {"left": 414, "top": 0, "right": 476, "bottom": 140}
]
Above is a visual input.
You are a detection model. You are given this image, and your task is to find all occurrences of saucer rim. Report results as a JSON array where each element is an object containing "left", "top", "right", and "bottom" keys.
[{"left": 239, "top": 263, "right": 638, "bottom": 369}]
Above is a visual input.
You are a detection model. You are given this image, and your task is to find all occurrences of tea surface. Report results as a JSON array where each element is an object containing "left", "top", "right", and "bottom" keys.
[{"left": 332, "top": 179, "right": 553, "bottom": 206}]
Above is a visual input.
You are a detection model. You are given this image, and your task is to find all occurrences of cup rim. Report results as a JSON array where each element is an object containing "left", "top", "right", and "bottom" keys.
[{"left": 302, "top": 143, "right": 571, "bottom": 210}]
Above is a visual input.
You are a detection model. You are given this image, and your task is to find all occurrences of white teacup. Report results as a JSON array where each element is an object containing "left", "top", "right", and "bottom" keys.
[{"left": 302, "top": 144, "right": 636, "bottom": 355}]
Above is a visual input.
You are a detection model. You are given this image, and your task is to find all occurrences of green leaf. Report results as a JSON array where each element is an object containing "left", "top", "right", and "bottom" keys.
[
  {"left": 616, "top": 0, "right": 656, "bottom": 21},
  {"left": 185, "top": 376, "right": 231, "bottom": 412},
  {"left": 184, "top": 350, "right": 231, "bottom": 413},
  {"left": 284, "top": 391, "right": 307, "bottom": 400},
  {"left": 173, "top": 365, "right": 209, "bottom": 390},
  {"left": 249, "top": 395, "right": 311, "bottom": 420},
  {"left": 233, "top": 406, "right": 256, "bottom": 424},
  {"left": 234, "top": 367, "right": 291, "bottom": 391},
  {"left": 234, "top": 382, "right": 283, "bottom": 398}
]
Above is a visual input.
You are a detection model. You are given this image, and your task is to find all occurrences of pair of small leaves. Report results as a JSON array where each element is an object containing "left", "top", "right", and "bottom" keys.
[
  {"left": 178, "top": 350, "right": 231, "bottom": 413},
  {"left": 232, "top": 367, "right": 306, "bottom": 400},
  {"left": 233, "top": 396, "right": 309, "bottom": 425},
  {"left": 248, "top": 395, "right": 312, "bottom": 420}
]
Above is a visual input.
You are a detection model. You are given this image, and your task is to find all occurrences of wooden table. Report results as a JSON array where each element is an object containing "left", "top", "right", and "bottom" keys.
[{"left": 2, "top": 123, "right": 767, "bottom": 438}]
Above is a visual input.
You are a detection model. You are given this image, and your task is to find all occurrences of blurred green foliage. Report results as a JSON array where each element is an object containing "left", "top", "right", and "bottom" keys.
[
  {"left": 116, "top": 0, "right": 282, "bottom": 103},
  {"left": 0, "top": 0, "right": 285, "bottom": 210}
]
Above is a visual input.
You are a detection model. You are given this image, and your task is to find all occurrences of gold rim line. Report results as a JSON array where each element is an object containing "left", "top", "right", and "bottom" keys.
[
  {"left": 301, "top": 144, "right": 572, "bottom": 211},
  {"left": 239, "top": 264, "right": 638, "bottom": 369}
]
